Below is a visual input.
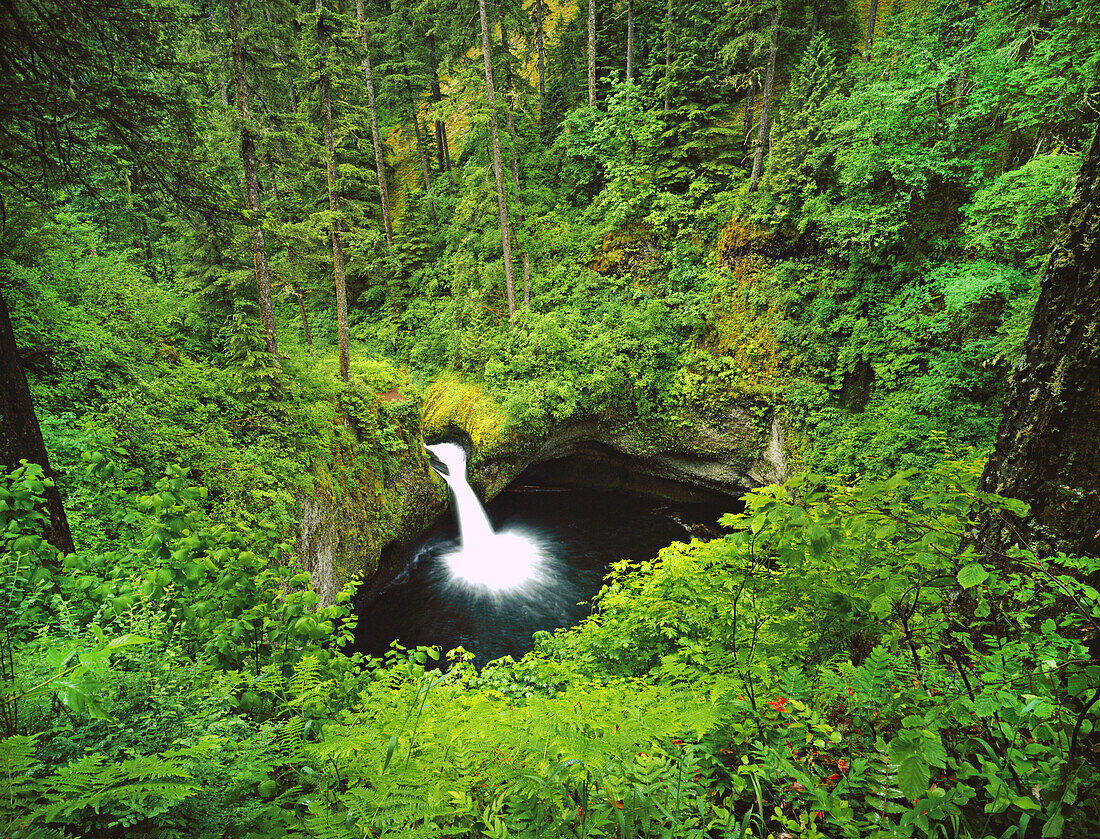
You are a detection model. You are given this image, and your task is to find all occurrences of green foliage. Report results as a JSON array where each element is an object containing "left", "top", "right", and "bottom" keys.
[{"left": 965, "top": 152, "right": 1083, "bottom": 270}]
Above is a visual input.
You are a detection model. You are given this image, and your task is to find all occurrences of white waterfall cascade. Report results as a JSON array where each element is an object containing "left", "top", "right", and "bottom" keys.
[{"left": 425, "top": 442, "right": 545, "bottom": 592}]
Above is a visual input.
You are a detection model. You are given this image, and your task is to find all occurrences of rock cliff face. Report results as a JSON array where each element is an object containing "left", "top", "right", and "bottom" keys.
[{"left": 976, "top": 128, "right": 1100, "bottom": 558}]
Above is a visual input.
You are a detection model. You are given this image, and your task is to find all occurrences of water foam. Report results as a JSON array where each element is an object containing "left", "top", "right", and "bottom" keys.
[{"left": 426, "top": 442, "right": 546, "bottom": 593}]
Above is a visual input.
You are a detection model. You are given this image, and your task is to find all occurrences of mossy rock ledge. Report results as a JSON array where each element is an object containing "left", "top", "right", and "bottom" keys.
[
  {"left": 421, "top": 378, "right": 790, "bottom": 509},
  {"left": 464, "top": 408, "right": 790, "bottom": 509}
]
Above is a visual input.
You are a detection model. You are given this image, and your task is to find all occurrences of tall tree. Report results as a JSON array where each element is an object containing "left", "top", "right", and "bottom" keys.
[
  {"left": 533, "top": 0, "right": 547, "bottom": 125},
  {"left": 478, "top": 0, "right": 516, "bottom": 318},
  {"left": 315, "top": 0, "right": 351, "bottom": 380},
  {"left": 863, "top": 0, "right": 878, "bottom": 74},
  {"left": 664, "top": 0, "right": 673, "bottom": 111},
  {"left": 426, "top": 31, "right": 454, "bottom": 182},
  {"left": 501, "top": 18, "right": 529, "bottom": 307},
  {"left": 0, "top": 291, "right": 74, "bottom": 556},
  {"left": 357, "top": 0, "right": 394, "bottom": 246},
  {"left": 626, "top": 0, "right": 634, "bottom": 89},
  {"left": 227, "top": 0, "right": 279, "bottom": 359},
  {"left": 749, "top": 1, "right": 779, "bottom": 191},
  {"left": 976, "top": 128, "right": 1100, "bottom": 559},
  {"left": 588, "top": 0, "right": 597, "bottom": 107}
]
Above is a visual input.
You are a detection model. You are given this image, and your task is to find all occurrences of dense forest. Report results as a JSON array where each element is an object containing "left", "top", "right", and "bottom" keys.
[{"left": 2, "top": 0, "right": 1099, "bottom": 834}]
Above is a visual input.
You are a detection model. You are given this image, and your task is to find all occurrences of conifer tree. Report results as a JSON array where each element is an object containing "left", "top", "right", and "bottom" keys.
[
  {"left": 478, "top": 0, "right": 516, "bottom": 318},
  {"left": 357, "top": 0, "right": 394, "bottom": 246},
  {"left": 315, "top": 0, "right": 351, "bottom": 380},
  {"left": 227, "top": 0, "right": 279, "bottom": 360}
]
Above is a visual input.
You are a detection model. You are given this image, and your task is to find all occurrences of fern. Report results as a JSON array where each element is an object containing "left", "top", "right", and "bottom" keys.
[
  {"left": 25, "top": 738, "right": 218, "bottom": 833},
  {"left": 0, "top": 734, "right": 40, "bottom": 833}
]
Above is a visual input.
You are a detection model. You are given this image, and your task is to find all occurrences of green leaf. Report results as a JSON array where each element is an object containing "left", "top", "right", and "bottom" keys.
[
  {"left": 896, "top": 753, "right": 930, "bottom": 800},
  {"left": 957, "top": 563, "right": 989, "bottom": 588}
]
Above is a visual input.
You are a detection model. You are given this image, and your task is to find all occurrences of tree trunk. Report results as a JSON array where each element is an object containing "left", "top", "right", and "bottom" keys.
[
  {"left": 356, "top": 0, "right": 393, "bottom": 246},
  {"left": 501, "top": 22, "right": 524, "bottom": 231},
  {"left": 228, "top": 0, "right": 279, "bottom": 359},
  {"left": 743, "top": 13, "right": 758, "bottom": 149},
  {"left": 626, "top": 0, "right": 634, "bottom": 89},
  {"left": 535, "top": 0, "right": 546, "bottom": 126},
  {"left": 863, "top": 0, "right": 878, "bottom": 74},
  {"left": 297, "top": 291, "right": 313, "bottom": 352},
  {"left": 664, "top": 0, "right": 673, "bottom": 111},
  {"left": 744, "top": 80, "right": 756, "bottom": 147},
  {"left": 478, "top": 0, "right": 515, "bottom": 319},
  {"left": 749, "top": 5, "right": 778, "bottom": 192},
  {"left": 523, "top": 251, "right": 530, "bottom": 309},
  {"left": 975, "top": 128, "right": 1100, "bottom": 559},
  {"left": 316, "top": 0, "right": 350, "bottom": 381},
  {"left": 0, "top": 290, "right": 74, "bottom": 556},
  {"left": 428, "top": 34, "right": 454, "bottom": 184},
  {"left": 810, "top": 0, "right": 819, "bottom": 40},
  {"left": 410, "top": 106, "right": 438, "bottom": 225},
  {"left": 588, "top": 0, "right": 597, "bottom": 107}
]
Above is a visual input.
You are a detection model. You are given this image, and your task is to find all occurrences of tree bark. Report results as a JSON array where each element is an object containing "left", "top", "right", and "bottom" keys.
[
  {"left": 976, "top": 128, "right": 1100, "bottom": 559},
  {"left": 356, "top": 0, "right": 393, "bottom": 246},
  {"left": 749, "top": 5, "right": 778, "bottom": 192},
  {"left": 0, "top": 290, "right": 74, "bottom": 556},
  {"left": 427, "top": 34, "right": 454, "bottom": 184},
  {"left": 228, "top": 0, "right": 279, "bottom": 360},
  {"left": 588, "top": 0, "right": 597, "bottom": 107},
  {"left": 316, "top": 0, "right": 350, "bottom": 381},
  {"left": 501, "top": 22, "right": 524, "bottom": 230},
  {"left": 478, "top": 0, "right": 515, "bottom": 319},
  {"left": 863, "top": 0, "right": 878, "bottom": 75}
]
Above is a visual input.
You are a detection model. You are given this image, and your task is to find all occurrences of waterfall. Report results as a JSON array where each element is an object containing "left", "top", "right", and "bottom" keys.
[{"left": 425, "top": 442, "right": 545, "bottom": 593}]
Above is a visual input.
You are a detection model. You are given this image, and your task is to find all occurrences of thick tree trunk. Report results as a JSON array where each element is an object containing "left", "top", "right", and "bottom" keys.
[
  {"left": 228, "top": 0, "right": 279, "bottom": 359},
  {"left": 0, "top": 290, "right": 74, "bottom": 556},
  {"left": 976, "top": 129, "right": 1100, "bottom": 559},
  {"left": 588, "top": 0, "right": 597, "bottom": 107},
  {"left": 357, "top": 0, "right": 393, "bottom": 246},
  {"left": 749, "top": 6, "right": 778, "bottom": 191},
  {"left": 316, "top": 0, "right": 350, "bottom": 381},
  {"left": 478, "top": 0, "right": 515, "bottom": 319}
]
